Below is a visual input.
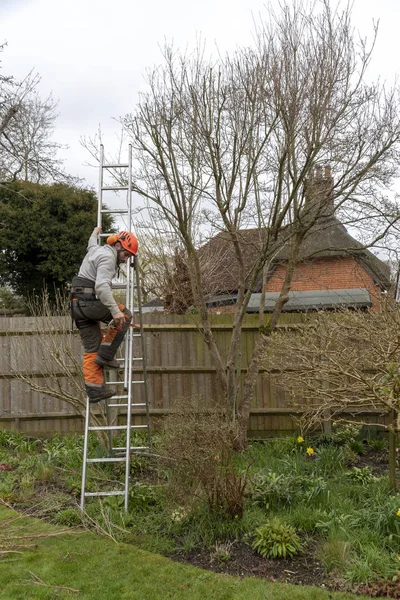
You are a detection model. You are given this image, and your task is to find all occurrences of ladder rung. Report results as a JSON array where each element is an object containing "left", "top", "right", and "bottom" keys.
[
  {"left": 111, "top": 284, "right": 127, "bottom": 289},
  {"left": 102, "top": 186, "right": 129, "bottom": 191},
  {"left": 101, "top": 209, "right": 129, "bottom": 214},
  {"left": 88, "top": 425, "right": 127, "bottom": 431},
  {"left": 105, "top": 380, "right": 144, "bottom": 386},
  {"left": 88, "top": 425, "right": 149, "bottom": 431},
  {"left": 110, "top": 395, "right": 128, "bottom": 400},
  {"left": 102, "top": 163, "right": 129, "bottom": 168},
  {"left": 86, "top": 457, "right": 126, "bottom": 463},
  {"left": 107, "top": 403, "right": 147, "bottom": 408},
  {"left": 113, "top": 446, "right": 150, "bottom": 451},
  {"left": 84, "top": 491, "right": 125, "bottom": 497}
]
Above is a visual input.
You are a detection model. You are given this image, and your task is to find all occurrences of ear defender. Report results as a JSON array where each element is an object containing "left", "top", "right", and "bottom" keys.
[{"left": 106, "top": 234, "right": 119, "bottom": 245}]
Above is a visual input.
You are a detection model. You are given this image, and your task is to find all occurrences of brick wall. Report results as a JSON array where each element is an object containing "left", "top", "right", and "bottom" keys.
[{"left": 266, "top": 256, "right": 382, "bottom": 310}]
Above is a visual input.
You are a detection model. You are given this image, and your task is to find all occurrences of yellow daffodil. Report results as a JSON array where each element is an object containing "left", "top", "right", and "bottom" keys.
[
  {"left": 396, "top": 508, "right": 400, "bottom": 517},
  {"left": 297, "top": 436, "right": 304, "bottom": 444},
  {"left": 306, "top": 447, "right": 315, "bottom": 456}
]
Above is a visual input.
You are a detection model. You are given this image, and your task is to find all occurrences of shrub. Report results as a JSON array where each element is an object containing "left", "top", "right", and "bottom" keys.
[
  {"left": 252, "top": 518, "right": 302, "bottom": 559},
  {"left": 345, "top": 466, "right": 376, "bottom": 485},
  {"left": 158, "top": 397, "right": 249, "bottom": 519}
]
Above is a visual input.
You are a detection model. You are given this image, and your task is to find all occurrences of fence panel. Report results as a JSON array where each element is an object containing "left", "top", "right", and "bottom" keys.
[{"left": 0, "top": 313, "right": 382, "bottom": 436}]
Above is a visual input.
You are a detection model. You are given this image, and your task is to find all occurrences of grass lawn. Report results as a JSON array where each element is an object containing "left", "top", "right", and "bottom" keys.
[{"left": 0, "top": 505, "right": 379, "bottom": 600}]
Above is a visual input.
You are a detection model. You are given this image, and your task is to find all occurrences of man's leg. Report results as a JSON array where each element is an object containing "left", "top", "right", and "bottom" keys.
[
  {"left": 71, "top": 299, "right": 115, "bottom": 403},
  {"left": 95, "top": 303, "right": 132, "bottom": 367}
]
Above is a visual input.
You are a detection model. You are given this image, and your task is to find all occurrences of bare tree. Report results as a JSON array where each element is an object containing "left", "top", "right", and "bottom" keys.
[
  {"left": 0, "top": 44, "right": 76, "bottom": 184},
  {"left": 266, "top": 302, "right": 400, "bottom": 490},
  {"left": 118, "top": 1, "right": 400, "bottom": 447}
]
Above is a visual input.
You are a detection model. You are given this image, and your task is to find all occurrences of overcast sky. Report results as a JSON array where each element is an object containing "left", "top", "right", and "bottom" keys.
[{"left": 2, "top": 0, "right": 400, "bottom": 189}]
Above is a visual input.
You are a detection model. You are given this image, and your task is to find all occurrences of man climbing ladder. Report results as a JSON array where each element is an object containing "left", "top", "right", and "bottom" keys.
[{"left": 70, "top": 227, "right": 139, "bottom": 403}]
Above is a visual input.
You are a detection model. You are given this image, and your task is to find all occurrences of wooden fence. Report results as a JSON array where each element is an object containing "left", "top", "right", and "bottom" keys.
[{"left": 0, "top": 313, "right": 386, "bottom": 437}]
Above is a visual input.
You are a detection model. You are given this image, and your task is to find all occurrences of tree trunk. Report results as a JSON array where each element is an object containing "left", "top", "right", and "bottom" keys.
[{"left": 236, "top": 236, "right": 303, "bottom": 450}]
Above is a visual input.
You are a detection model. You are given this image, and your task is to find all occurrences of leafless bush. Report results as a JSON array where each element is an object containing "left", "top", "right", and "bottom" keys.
[
  {"left": 8, "top": 289, "right": 107, "bottom": 436},
  {"left": 158, "top": 397, "right": 250, "bottom": 518}
]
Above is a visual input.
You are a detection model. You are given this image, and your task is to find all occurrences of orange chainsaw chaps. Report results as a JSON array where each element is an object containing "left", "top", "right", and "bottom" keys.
[{"left": 83, "top": 352, "right": 104, "bottom": 385}]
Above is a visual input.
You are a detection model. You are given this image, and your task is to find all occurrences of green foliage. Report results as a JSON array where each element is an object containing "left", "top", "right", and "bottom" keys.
[
  {"left": 129, "top": 482, "right": 163, "bottom": 512},
  {"left": 0, "top": 286, "right": 26, "bottom": 313},
  {"left": 54, "top": 507, "right": 83, "bottom": 526},
  {"left": 267, "top": 436, "right": 305, "bottom": 458},
  {"left": 253, "top": 518, "right": 303, "bottom": 559},
  {"left": 314, "top": 446, "right": 347, "bottom": 476},
  {"left": 368, "top": 438, "right": 387, "bottom": 452},
  {"left": 348, "top": 440, "right": 365, "bottom": 456},
  {"left": 345, "top": 467, "right": 376, "bottom": 485},
  {"left": 317, "top": 539, "right": 351, "bottom": 573},
  {"left": 285, "top": 505, "right": 331, "bottom": 533},
  {"left": 315, "top": 424, "right": 361, "bottom": 447},
  {"left": 251, "top": 471, "right": 327, "bottom": 510},
  {"left": 315, "top": 510, "right": 360, "bottom": 536},
  {"left": 0, "top": 181, "right": 114, "bottom": 302},
  {"left": 0, "top": 471, "right": 16, "bottom": 500},
  {"left": 252, "top": 471, "right": 297, "bottom": 509}
]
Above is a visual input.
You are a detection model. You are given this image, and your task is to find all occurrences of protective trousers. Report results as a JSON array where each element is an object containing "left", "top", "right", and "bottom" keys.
[{"left": 70, "top": 284, "right": 132, "bottom": 400}]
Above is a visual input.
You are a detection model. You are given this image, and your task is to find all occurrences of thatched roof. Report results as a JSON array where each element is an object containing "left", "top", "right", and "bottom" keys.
[{"left": 198, "top": 217, "right": 391, "bottom": 295}]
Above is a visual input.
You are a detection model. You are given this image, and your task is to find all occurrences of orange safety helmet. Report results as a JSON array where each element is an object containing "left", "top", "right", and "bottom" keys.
[{"left": 106, "top": 231, "right": 139, "bottom": 256}]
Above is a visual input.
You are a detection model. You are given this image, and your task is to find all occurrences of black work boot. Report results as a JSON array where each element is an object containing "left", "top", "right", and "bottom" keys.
[
  {"left": 87, "top": 387, "right": 116, "bottom": 404},
  {"left": 94, "top": 356, "right": 122, "bottom": 370}
]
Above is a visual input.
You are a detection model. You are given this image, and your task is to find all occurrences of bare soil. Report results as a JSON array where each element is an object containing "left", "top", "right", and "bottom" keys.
[{"left": 169, "top": 539, "right": 338, "bottom": 590}]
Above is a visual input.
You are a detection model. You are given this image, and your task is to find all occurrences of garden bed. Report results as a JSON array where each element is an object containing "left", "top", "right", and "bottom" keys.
[{"left": 1, "top": 426, "right": 400, "bottom": 599}]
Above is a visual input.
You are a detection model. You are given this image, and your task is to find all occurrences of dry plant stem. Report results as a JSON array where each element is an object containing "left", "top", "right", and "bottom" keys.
[
  {"left": 81, "top": 505, "right": 120, "bottom": 544},
  {"left": 23, "top": 571, "right": 80, "bottom": 593}
]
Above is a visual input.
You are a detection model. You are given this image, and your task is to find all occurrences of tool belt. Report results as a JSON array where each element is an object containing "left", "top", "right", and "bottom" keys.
[{"left": 71, "top": 276, "right": 97, "bottom": 300}]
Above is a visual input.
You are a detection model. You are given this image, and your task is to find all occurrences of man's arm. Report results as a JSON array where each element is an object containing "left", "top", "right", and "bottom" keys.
[{"left": 87, "top": 226, "right": 101, "bottom": 250}]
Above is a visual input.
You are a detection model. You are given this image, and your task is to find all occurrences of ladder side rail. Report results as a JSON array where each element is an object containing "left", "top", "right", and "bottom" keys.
[
  {"left": 123, "top": 263, "right": 132, "bottom": 389},
  {"left": 80, "top": 397, "right": 91, "bottom": 511},
  {"left": 123, "top": 143, "right": 134, "bottom": 388},
  {"left": 124, "top": 292, "right": 135, "bottom": 511},
  {"left": 134, "top": 255, "right": 152, "bottom": 450},
  {"left": 123, "top": 144, "right": 135, "bottom": 511},
  {"left": 97, "top": 145, "right": 105, "bottom": 230}
]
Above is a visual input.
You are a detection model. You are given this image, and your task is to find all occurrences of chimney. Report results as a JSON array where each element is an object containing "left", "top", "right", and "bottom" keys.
[{"left": 303, "top": 165, "right": 334, "bottom": 223}]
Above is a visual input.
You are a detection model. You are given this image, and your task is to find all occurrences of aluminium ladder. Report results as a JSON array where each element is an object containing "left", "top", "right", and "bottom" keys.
[{"left": 80, "top": 144, "right": 151, "bottom": 513}]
